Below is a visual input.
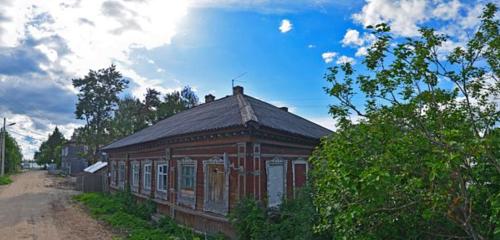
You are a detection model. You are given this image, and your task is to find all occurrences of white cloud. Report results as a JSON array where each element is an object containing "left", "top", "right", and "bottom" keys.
[
  {"left": 433, "top": 0, "right": 462, "bottom": 20},
  {"left": 349, "top": 1, "right": 489, "bottom": 58},
  {"left": 342, "top": 28, "right": 376, "bottom": 56},
  {"left": 0, "top": 0, "right": 191, "bottom": 157},
  {"left": 336, "top": 55, "right": 355, "bottom": 65},
  {"left": 279, "top": 19, "right": 293, "bottom": 33},
  {"left": 0, "top": 109, "right": 83, "bottom": 158},
  {"left": 355, "top": 46, "right": 368, "bottom": 56},
  {"left": 352, "top": 0, "right": 428, "bottom": 37},
  {"left": 321, "top": 51, "right": 337, "bottom": 63},
  {"left": 459, "top": 3, "right": 483, "bottom": 29},
  {"left": 0, "top": 0, "right": 188, "bottom": 93},
  {"left": 307, "top": 44, "right": 316, "bottom": 48},
  {"left": 342, "top": 29, "right": 364, "bottom": 46}
]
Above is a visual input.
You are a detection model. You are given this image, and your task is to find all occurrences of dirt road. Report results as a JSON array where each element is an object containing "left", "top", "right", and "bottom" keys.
[{"left": 0, "top": 171, "right": 115, "bottom": 240}]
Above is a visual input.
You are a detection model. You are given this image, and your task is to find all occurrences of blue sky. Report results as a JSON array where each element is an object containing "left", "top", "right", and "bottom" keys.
[{"left": 0, "top": 0, "right": 491, "bottom": 157}]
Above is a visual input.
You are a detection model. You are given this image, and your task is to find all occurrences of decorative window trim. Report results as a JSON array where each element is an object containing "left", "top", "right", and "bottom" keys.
[
  {"left": 292, "top": 158, "right": 309, "bottom": 196},
  {"left": 110, "top": 161, "right": 117, "bottom": 187},
  {"left": 177, "top": 158, "right": 197, "bottom": 209},
  {"left": 203, "top": 155, "right": 229, "bottom": 215},
  {"left": 143, "top": 162, "right": 152, "bottom": 191},
  {"left": 118, "top": 161, "right": 126, "bottom": 190},
  {"left": 266, "top": 157, "right": 287, "bottom": 208},
  {"left": 131, "top": 161, "right": 140, "bottom": 192},
  {"left": 157, "top": 162, "right": 168, "bottom": 192},
  {"left": 155, "top": 160, "right": 169, "bottom": 201}
]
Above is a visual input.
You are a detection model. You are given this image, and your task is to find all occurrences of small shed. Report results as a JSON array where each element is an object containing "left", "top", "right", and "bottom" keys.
[{"left": 76, "top": 161, "right": 108, "bottom": 192}]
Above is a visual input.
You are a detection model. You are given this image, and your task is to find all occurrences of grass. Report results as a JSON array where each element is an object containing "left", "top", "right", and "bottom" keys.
[
  {"left": 74, "top": 192, "right": 226, "bottom": 240},
  {"left": 0, "top": 175, "right": 12, "bottom": 185}
]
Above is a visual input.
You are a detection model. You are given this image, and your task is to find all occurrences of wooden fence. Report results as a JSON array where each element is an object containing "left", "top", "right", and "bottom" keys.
[{"left": 76, "top": 172, "right": 108, "bottom": 193}]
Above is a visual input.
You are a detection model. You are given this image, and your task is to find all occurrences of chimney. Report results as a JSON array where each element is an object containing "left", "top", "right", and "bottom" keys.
[
  {"left": 280, "top": 107, "right": 288, "bottom": 112},
  {"left": 233, "top": 85, "right": 244, "bottom": 95},
  {"left": 205, "top": 94, "right": 215, "bottom": 103}
]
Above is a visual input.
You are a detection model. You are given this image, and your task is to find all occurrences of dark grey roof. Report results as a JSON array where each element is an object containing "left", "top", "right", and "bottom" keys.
[{"left": 102, "top": 93, "right": 332, "bottom": 150}]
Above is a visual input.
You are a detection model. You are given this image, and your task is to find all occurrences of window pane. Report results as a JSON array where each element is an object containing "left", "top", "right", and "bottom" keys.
[{"left": 181, "top": 165, "right": 194, "bottom": 190}]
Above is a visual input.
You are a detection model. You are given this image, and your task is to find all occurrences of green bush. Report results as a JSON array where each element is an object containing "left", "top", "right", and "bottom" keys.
[
  {"left": 230, "top": 187, "right": 319, "bottom": 240},
  {"left": 0, "top": 175, "right": 13, "bottom": 185},
  {"left": 74, "top": 192, "right": 219, "bottom": 240}
]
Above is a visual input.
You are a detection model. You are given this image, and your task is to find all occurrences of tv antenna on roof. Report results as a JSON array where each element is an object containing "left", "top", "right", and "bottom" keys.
[{"left": 231, "top": 72, "right": 247, "bottom": 88}]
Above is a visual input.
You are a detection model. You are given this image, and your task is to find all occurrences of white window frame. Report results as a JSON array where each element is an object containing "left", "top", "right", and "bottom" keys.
[
  {"left": 292, "top": 158, "right": 309, "bottom": 197},
  {"left": 177, "top": 158, "right": 197, "bottom": 208},
  {"left": 203, "top": 154, "right": 229, "bottom": 215},
  {"left": 118, "top": 161, "right": 126, "bottom": 189},
  {"left": 144, "top": 163, "right": 152, "bottom": 190},
  {"left": 157, "top": 163, "right": 168, "bottom": 192},
  {"left": 131, "top": 162, "right": 139, "bottom": 187},
  {"left": 266, "top": 157, "right": 287, "bottom": 208}
]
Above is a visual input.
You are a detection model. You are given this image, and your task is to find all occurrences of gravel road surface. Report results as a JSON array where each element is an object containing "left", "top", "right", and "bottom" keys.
[{"left": 0, "top": 171, "right": 115, "bottom": 240}]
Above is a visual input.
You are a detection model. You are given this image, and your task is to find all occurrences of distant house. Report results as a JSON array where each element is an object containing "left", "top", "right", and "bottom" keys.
[
  {"left": 102, "top": 86, "right": 332, "bottom": 236},
  {"left": 61, "top": 140, "right": 88, "bottom": 175}
]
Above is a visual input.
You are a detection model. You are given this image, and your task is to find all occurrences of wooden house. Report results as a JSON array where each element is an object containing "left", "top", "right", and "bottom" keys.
[{"left": 102, "top": 86, "right": 331, "bottom": 236}]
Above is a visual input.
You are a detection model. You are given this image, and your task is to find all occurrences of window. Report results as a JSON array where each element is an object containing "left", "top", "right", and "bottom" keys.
[
  {"left": 111, "top": 161, "right": 117, "bottom": 186},
  {"left": 203, "top": 155, "right": 228, "bottom": 215},
  {"left": 292, "top": 159, "right": 308, "bottom": 197},
  {"left": 131, "top": 163, "right": 139, "bottom": 187},
  {"left": 157, "top": 164, "right": 168, "bottom": 192},
  {"left": 181, "top": 165, "right": 195, "bottom": 191},
  {"left": 144, "top": 163, "right": 152, "bottom": 190},
  {"left": 266, "top": 158, "right": 287, "bottom": 208},
  {"left": 177, "top": 158, "right": 196, "bottom": 207},
  {"left": 118, "top": 162, "right": 125, "bottom": 186}
]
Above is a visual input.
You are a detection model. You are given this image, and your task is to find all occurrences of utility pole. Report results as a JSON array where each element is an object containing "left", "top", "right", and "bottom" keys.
[
  {"left": 1, "top": 118, "right": 5, "bottom": 176},
  {"left": 1, "top": 118, "right": 15, "bottom": 176}
]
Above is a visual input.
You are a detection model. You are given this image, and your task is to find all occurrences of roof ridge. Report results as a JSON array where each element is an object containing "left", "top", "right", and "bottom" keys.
[
  {"left": 236, "top": 94, "right": 258, "bottom": 124},
  {"left": 243, "top": 95, "right": 333, "bottom": 133}
]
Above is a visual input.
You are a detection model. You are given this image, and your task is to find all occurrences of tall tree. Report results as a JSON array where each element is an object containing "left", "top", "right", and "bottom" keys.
[
  {"left": 4, "top": 132, "right": 22, "bottom": 174},
  {"left": 312, "top": 4, "right": 499, "bottom": 239},
  {"left": 72, "top": 64, "right": 128, "bottom": 161},
  {"left": 110, "top": 96, "right": 147, "bottom": 139},
  {"left": 181, "top": 86, "right": 199, "bottom": 109},
  {"left": 34, "top": 127, "right": 66, "bottom": 167},
  {"left": 143, "top": 88, "right": 161, "bottom": 125},
  {"left": 156, "top": 86, "right": 199, "bottom": 122}
]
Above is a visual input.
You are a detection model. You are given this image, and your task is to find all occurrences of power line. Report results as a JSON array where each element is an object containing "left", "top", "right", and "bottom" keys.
[{"left": 9, "top": 130, "right": 46, "bottom": 141}]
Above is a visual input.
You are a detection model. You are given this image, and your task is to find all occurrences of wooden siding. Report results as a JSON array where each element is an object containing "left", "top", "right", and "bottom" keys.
[{"left": 105, "top": 127, "right": 317, "bottom": 237}]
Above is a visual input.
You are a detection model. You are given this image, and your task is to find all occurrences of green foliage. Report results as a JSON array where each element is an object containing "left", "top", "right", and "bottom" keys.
[
  {"left": 230, "top": 188, "right": 319, "bottom": 240},
  {"left": 0, "top": 175, "right": 12, "bottom": 185},
  {"left": 72, "top": 64, "right": 129, "bottom": 162},
  {"left": 74, "top": 192, "right": 218, "bottom": 240},
  {"left": 3, "top": 132, "right": 22, "bottom": 174},
  {"left": 314, "top": 3, "right": 499, "bottom": 239},
  {"left": 34, "top": 127, "right": 65, "bottom": 166},
  {"left": 229, "top": 198, "right": 266, "bottom": 240},
  {"left": 109, "top": 97, "right": 147, "bottom": 140},
  {"left": 155, "top": 86, "right": 199, "bottom": 122},
  {"left": 70, "top": 63, "right": 199, "bottom": 158},
  {"left": 107, "top": 86, "right": 200, "bottom": 141}
]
